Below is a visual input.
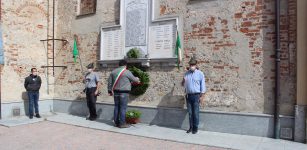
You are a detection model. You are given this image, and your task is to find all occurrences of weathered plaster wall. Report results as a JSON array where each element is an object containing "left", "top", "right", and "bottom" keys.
[
  {"left": 1, "top": 0, "right": 53, "bottom": 102},
  {"left": 54, "top": 0, "right": 297, "bottom": 115},
  {"left": 53, "top": 0, "right": 120, "bottom": 100},
  {"left": 158, "top": 0, "right": 296, "bottom": 114},
  {"left": 1, "top": 0, "right": 296, "bottom": 115}
]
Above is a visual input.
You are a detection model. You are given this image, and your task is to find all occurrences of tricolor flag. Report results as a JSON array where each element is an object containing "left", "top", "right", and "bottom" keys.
[
  {"left": 73, "top": 38, "right": 79, "bottom": 63},
  {"left": 175, "top": 31, "right": 182, "bottom": 69}
]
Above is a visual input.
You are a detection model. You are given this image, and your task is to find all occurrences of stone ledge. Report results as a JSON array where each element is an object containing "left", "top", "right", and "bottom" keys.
[{"left": 53, "top": 99, "right": 294, "bottom": 138}]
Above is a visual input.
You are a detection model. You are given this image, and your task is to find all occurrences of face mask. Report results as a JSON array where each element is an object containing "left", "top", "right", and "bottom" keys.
[
  {"left": 32, "top": 71, "right": 37, "bottom": 76},
  {"left": 88, "top": 69, "right": 93, "bottom": 72},
  {"left": 190, "top": 66, "right": 196, "bottom": 71}
]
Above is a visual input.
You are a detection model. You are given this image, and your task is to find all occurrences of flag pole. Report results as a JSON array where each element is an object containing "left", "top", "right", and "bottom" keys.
[
  {"left": 73, "top": 35, "right": 84, "bottom": 75},
  {"left": 78, "top": 55, "right": 84, "bottom": 74},
  {"left": 176, "top": 30, "right": 182, "bottom": 70}
]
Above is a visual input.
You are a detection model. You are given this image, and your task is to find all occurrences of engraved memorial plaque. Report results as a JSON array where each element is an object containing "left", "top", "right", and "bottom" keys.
[
  {"left": 149, "top": 24, "right": 176, "bottom": 58},
  {"left": 101, "top": 28, "right": 124, "bottom": 60},
  {"left": 100, "top": 0, "right": 178, "bottom": 61},
  {"left": 125, "top": 0, "right": 148, "bottom": 47}
]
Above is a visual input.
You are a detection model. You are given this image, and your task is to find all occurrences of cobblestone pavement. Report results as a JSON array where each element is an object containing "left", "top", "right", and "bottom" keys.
[{"left": 0, "top": 121, "right": 228, "bottom": 150}]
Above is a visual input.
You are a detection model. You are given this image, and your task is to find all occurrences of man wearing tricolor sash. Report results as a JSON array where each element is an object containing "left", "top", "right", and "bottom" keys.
[{"left": 108, "top": 60, "right": 140, "bottom": 128}]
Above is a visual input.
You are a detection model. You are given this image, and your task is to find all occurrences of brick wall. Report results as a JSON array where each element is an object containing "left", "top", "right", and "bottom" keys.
[
  {"left": 1, "top": 0, "right": 53, "bottom": 101},
  {"left": 159, "top": 0, "right": 296, "bottom": 114},
  {"left": 53, "top": 0, "right": 119, "bottom": 100},
  {"left": 0, "top": 0, "right": 297, "bottom": 115}
]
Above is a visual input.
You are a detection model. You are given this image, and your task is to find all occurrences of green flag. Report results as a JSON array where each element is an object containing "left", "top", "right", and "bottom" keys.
[
  {"left": 73, "top": 38, "right": 79, "bottom": 63},
  {"left": 175, "top": 31, "right": 182, "bottom": 69}
]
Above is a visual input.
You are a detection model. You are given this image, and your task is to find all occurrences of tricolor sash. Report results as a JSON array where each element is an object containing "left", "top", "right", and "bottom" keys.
[{"left": 111, "top": 67, "right": 127, "bottom": 93}]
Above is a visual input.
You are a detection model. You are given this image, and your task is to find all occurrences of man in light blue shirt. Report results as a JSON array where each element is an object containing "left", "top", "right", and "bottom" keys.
[
  {"left": 182, "top": 56, "right": 206, "bottom": 134},
  {"left": 84, "top": 63, "right": 101, "bottom": 121}
]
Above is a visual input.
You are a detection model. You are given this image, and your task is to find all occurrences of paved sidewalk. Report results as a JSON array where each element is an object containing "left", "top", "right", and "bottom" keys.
[
  {"left": 0, "top": 113, "right": 306, "bottom": 150},
  {"left": 0, "top": 115, "right": 44, "bottom": 127},
  {"left": 0, "top": 121, "right": 223, "bottom": 150},
  {"left": 0, "top": 112, "right": 54, "bottom": 127},
  {"left": 46, "top": 113, "right": 307, "bottom": 150}
]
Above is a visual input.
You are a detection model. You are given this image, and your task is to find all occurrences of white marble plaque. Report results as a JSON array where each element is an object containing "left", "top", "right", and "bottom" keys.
[
  {"left": 101, "top": 29, "right": 124, "bottom": 60},
  {"left": 125, "top": 0, "right": 148, "bottom": 47},
  {"left": 149, "top": 24, "right": 176, "bottom": 58},
  {"left": 100, "top": 0, "right": 179, "bottom": 61}
]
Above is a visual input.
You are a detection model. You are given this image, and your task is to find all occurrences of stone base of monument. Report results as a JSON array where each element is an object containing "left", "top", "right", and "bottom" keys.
[
  {"left": 1, "top": 99, "right": 54, "bottom": 119},
  {"left": 294, "top": 105, "right": 306, "bottom": 143},
  {"left": 1, "top": 99, "right": 295, "bottom": 138},
  {"left": 51, "top": 99, "right": 294, "bottom": 138}
]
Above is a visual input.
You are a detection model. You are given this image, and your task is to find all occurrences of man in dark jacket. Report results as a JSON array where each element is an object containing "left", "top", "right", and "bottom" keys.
[{"left": 24, "top": 68, "right": 42, "bottom": 119}]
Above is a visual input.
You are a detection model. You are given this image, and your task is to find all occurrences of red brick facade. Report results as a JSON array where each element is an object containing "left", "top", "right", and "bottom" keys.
[{"left": 160, "top": 0, "right": 297, "bottom": 114}]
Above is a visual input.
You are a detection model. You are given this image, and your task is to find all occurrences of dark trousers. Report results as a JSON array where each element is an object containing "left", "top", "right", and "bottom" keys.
[
  {"left": 28, "top": 91, "right": 39, "bottom": 116},
  {"left": 186, "top": 94, "right": 200, "bottom": 131},
  {"left": 86, "top": 87, "right": 97, "bottom": 118},
  {"left": 113, "top": 93, "right": 128, "bottom": 126}
]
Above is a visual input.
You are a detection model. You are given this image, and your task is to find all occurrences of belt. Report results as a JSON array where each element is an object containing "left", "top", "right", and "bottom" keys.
[
  {"left": 113, "top": 90, "right": 130, "bottom": 93},
  {"left": 187, "top": 93, "right": 200, "bottom": 95},
  {"left": 86, "top": 87, "right": 97, "bottom": 89}
]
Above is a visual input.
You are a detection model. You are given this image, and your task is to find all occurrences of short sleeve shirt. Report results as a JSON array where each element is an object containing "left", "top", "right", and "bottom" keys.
[{"left": 85, "top": 72, "right": 100, "bottom": 88}]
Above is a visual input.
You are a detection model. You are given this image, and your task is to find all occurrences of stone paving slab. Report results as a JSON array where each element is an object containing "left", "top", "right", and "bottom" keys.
[
  {"left": 0, "top": 116, "right": 45, "bottom": 127},
  {"left": 0, "top": 121, "right": 226, "bottom": 150},
  {"left": 46, "top": 113, "right": 307, "bottom": 150},
  {"left": 0, "top": 112, "right": 55, "bottom": 127}
]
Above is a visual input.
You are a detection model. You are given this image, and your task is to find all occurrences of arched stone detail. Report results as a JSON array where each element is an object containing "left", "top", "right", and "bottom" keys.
[{"left": 16, "top": 2, "right": 48, "bottom": 18}]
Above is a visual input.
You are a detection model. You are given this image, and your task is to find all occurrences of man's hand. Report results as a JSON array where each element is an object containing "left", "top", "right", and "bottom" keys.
[
  {"left": 135, "top": 77, "right": 140, "bottom": 83},
  {"left": 94, "top": 90, "right": 99, "bottom": 96},
  {"left": 181, "top": 78, "right": 185, "bottom": 86},
  {"left": 108, "top": 91, "right": 113, "bottom": 96},
  {"left": 200, "top": 93, "right": 205, "bottom": 106},
  {"left": 132, "top": 77, "right": 141, "bottom": 85}
]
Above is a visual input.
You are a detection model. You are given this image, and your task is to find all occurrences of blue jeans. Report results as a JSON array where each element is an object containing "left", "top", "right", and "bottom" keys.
[
  {"left": 28, "top": 91, "right": 39, "bottom": 116},
  {"left": 186, "top": 94, "right": 200, "bottom": 131},
  {"left": 113, "top": 93, "right": 128, "bottom": 125}
]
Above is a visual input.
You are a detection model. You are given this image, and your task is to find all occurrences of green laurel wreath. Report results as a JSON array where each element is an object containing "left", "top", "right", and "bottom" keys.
[
  {"left": 126, "top": 48, "right": 140, "bottom": 58},
  {"left": 128, "top": 66, "right": 149, "bottom": 96}
]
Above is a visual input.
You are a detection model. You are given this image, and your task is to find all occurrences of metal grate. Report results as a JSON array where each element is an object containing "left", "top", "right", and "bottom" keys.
[
  {"left": 280, "top": 127, "right": 293, "bottom": 140},
  {"left": 12, "top": 107, "right": 20, "bottom": 117}
]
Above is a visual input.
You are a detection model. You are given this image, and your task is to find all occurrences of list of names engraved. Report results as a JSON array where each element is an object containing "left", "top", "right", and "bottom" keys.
[
  {"left": 102, "top": 29, "right": 123, "bottom": 60},
  {"left": 149, "top": 24, "right": 175, "bottom": 58},
  {"left": 125, "top": 0, "right": 147, "bottom": 46}
]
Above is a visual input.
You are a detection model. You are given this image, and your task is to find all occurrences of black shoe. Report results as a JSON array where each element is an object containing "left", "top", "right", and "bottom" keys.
[
  {"left": 192, "top": 130, "right": 198, "bottom": 134},
  {"left": 86, "top": 116, "right": 97, "bottom": 121},
  {"left": 186, "top": 128, "right": 192, "bottom": 133},
  {"left": 35, "top": 114, "right": 41, "bottom": 118},
  {"left": 89, "top": 117, "right": 96, "bottom": 121},
  {"left": 29, "top": 116, "right": 33, "bottom": 119},
  {"left": 119, "top": 124, "right": 130, "bottom": 128}
]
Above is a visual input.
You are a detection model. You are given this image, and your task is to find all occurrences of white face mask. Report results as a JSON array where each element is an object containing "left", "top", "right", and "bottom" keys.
[
  {"left": 32, "top": 71, "right": 37, "bottom": 76},
  {"left": 190, "top": 66, "right": 196, "bottom": 71},
  {"left": 88, "top": 69, "right": 93, "bottom": 72}
]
